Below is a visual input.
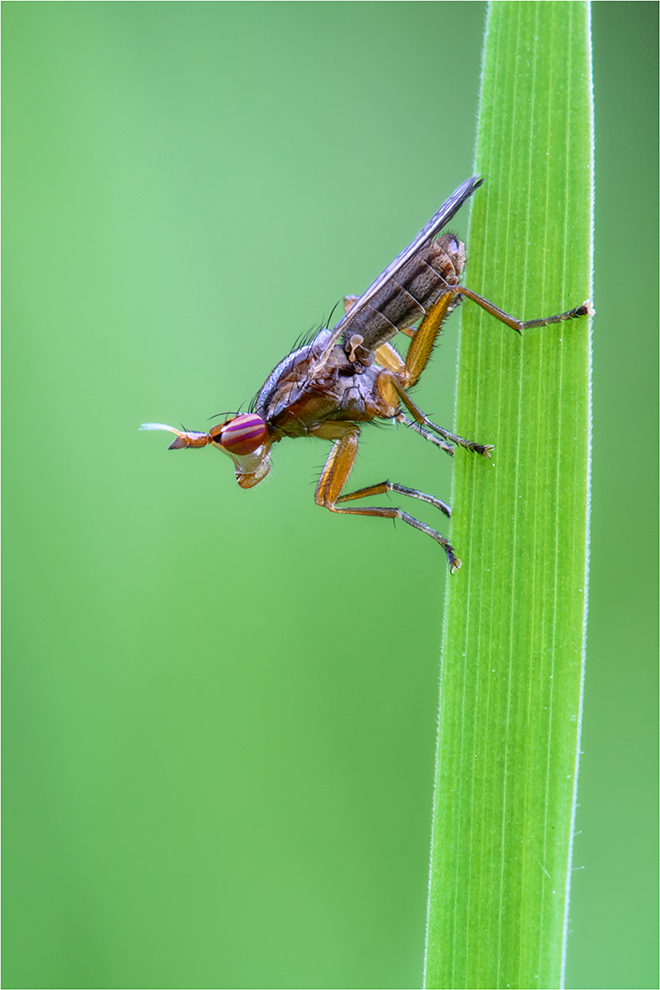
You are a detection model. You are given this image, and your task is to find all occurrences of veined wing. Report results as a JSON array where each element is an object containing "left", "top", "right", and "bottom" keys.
[{"left": 311, "top": 175, "right": 483, "bottom": 374}]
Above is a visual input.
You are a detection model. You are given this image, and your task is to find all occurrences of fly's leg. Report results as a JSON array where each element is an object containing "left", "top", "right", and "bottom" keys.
[
  {"left": 421, "top": 420, "right": 494, "bottom": 457},
  {"left": 382, "top": 376, "right": 494, "bottom": 458},
  {"left": 374, "top": 341, "right": 406, "bottom": 374},
  {"left": 379, "top": 360, "right": 494, "bottom": 457},
  {"left": 336, "top": 481, "right": 451, "bottom": 518},
  {"left": 396, "top": 288, "right": 592, "bottom": 389},
  {"left": 380, "top": 294, "right": 493, "bottom": 456},
  {"left": 399, "top": 293, "right": 457, "bottom": 387},
  {"left": 315, "top": 426, "right": 460, "bottom": 572},
  {"left": 366, "top": 302, "right": 462, "bottom": 456},
  {"left": 452, "top": 287, "right": 594, "bottom": 334},
  {"left": 397, "top": 397, "right": 494, "bottom": 456},
  {"left": 395, "top": 413, "right": 454, "bottom": 456}
]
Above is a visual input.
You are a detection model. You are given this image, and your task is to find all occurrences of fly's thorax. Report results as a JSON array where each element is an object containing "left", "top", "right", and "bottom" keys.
[
  {"left": 256, "top": 336, "right": 364, "bottom": 437},
  {"left": 253, "top": 330, "right": 333, "bottom": 420}
]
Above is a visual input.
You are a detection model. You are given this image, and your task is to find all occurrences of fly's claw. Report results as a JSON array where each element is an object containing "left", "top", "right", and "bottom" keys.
[
  {"left": 438, "top": 537, "right": 461, "bottom": 573},
  {"left": 469, "top": 442, "right": 494, "bottom": 458}
]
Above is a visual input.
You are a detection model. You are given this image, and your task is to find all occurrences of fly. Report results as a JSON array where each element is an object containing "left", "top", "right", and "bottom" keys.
[{"left": 141, "top": 177, "right": 593, "bottom": 572}]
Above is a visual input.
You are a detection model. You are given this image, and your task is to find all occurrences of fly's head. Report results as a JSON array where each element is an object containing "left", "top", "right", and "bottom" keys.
[
  {"left": 209, "top": 414, "right": 271, "bottom": 488},
  {"left": 140, "top": 413, "right": 272, "bottom": 489}
]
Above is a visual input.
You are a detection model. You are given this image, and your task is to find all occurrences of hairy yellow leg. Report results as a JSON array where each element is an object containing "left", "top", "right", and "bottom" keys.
[
  {"left": 314, "top": 427, "right": 360, "bottom": 507},
  {"left": 402, "top": 285, "right": 592, "bottom": 386},
  {"left": 402, "top": 293, "right": 455, "bottom": 387},
  {"left": 374, "top": 342, "right": 405, "bottom": 373}
]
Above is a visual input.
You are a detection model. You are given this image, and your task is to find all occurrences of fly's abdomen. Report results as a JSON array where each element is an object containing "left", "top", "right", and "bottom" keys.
[{"left": 342, "top": 233, "right": 465, "bottom": 353}]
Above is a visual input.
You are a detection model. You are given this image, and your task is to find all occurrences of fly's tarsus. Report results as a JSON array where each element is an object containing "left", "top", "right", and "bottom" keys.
[{"left": 466, "top": 442, "right": 494, "bottom": 458}]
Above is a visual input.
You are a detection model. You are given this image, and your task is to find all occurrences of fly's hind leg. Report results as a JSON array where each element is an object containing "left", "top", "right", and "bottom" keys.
[
  {"left": 380, "top": 283, "right": 593, "bottom": 458},
  {"left": 314, "top": 425, "right": 460, "bottom": 572}
]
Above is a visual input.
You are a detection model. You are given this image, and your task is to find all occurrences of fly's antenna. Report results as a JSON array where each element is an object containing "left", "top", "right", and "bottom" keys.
[{"left": 139, "top": 422, "right": 211, "bottom": 449}]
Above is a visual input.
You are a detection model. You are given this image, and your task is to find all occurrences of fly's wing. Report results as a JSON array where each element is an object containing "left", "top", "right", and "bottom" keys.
[{"left": 311, "top": 175, "right": 483, "bottom": 374}]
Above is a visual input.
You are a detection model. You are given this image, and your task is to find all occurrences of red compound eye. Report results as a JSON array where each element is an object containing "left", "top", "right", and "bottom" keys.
[{"left": 211, "top": 414, "right": 267, "bottom": 455}]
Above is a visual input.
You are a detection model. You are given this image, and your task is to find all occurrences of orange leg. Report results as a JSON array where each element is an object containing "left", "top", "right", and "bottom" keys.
[
  {"left": 401, "top": 294, "right": 456, "bottom": 387},
  {"left": 314, "top": 426, "right": 460, "bottom": 572},
  {"left": 374, "top": 341, "right": 405, "bottom": 374}
]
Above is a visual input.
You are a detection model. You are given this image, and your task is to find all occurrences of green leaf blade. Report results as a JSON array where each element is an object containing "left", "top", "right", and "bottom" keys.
[{"left": 424, "top": 3, "right": 593, "bottom": 989}]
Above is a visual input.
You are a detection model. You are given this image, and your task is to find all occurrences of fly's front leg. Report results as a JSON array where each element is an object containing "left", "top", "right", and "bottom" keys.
[
  {"left": 336, "top": 481, "right": 450, "bottom": 518},
  {"left": 315, "top": 427, "right": 460, "bottom": 572}
]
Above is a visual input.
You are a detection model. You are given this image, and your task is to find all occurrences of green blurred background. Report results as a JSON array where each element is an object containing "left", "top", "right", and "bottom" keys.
[{"left": 3, "top": 3, "right": 657, "bottom": 988}]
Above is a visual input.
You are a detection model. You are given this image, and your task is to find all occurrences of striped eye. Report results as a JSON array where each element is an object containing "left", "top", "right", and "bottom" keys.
[{"left": 210, "top": 414, "right": 268, "bottom": 455}]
